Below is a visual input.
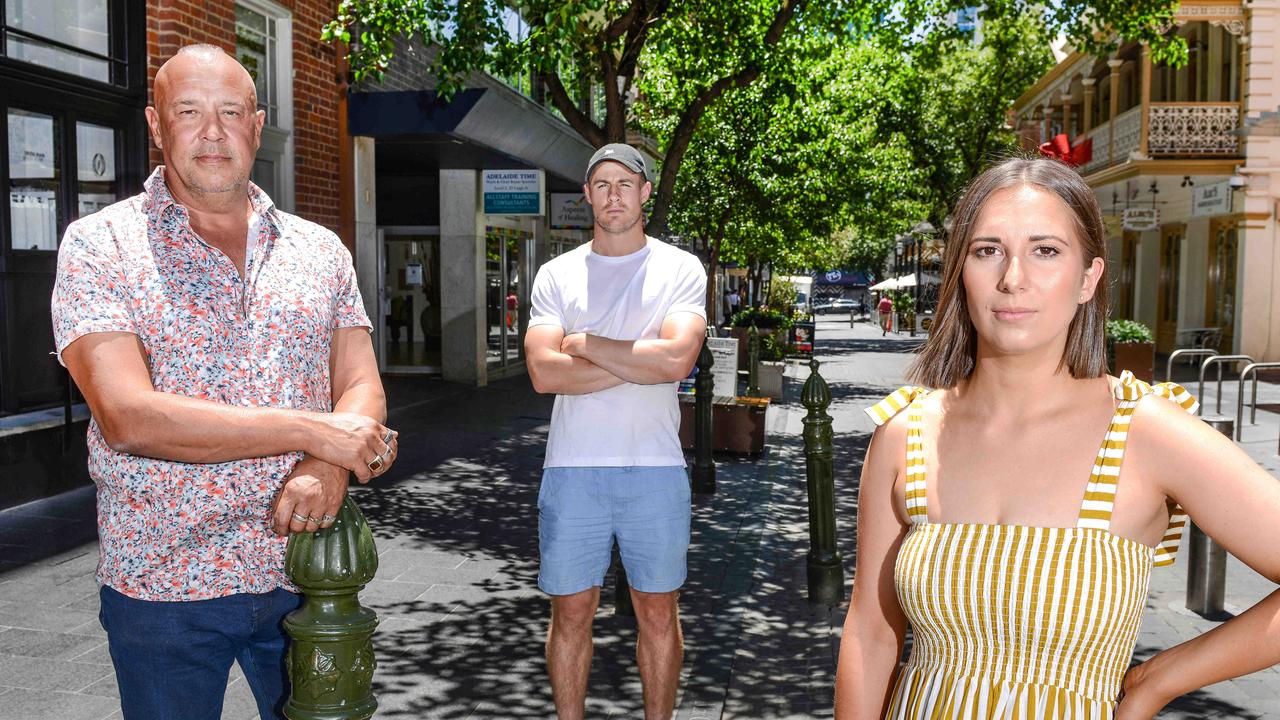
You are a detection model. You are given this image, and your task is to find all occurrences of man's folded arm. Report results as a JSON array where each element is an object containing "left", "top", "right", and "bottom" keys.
[
  {"left": 562, "top": 312, "right": 706, "bottom": 386},
  {"left": 61, "top": 330, "right": 387, "bottom": 477},
  {"left": 525, "top": 324, "right": 626, "bottom": 395}
]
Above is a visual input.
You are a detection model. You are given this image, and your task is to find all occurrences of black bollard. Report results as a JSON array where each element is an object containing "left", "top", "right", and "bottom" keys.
[
  {"left": 614, "top": 544, "right": 635, "bottom": 617},
  {"left": 746, "top": 325, "right": 761, "bottom": 397},
  {"left": 1187, "top": 416, "right": 1232, "bottom": 617},
  {"left": 691, "top": 338, "right": 716, "bottom": 494},
  {"left": 801, "top": 358, "right": 844, "bottom": 607}
]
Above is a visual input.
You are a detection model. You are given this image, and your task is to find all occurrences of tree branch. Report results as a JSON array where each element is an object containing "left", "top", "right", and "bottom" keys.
[
  {"left": 648, "top": 0, "right": 804, "bottom": 233},
  {"left": 543, "top": 71, "right": 606, "bottom": 147}
]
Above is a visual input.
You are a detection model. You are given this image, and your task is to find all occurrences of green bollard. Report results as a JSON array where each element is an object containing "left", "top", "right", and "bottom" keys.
[
  {"left": 614, "top": 546, "right": 635, "bottom": 617},
  {"left": 746, "top": 325, "right": 761, "bottom": 397},
  {"left": 801, "top": 358, "right": 845, "bottom": 607},
  {"left": 283, "top": 495, "right": 380, "bottom": 720},
  {"left": 691, "top": 338, "right": 716, "bottom": 494}
]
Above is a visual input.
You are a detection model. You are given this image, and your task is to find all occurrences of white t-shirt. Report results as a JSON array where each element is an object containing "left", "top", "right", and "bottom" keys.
[{"left": 529, "top": 236, "right": 707, "bottom": 468}]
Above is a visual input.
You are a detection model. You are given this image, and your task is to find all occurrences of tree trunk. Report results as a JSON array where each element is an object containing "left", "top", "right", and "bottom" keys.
[{"left": 704, "top": 209, "right": 729, "bottom": 322}]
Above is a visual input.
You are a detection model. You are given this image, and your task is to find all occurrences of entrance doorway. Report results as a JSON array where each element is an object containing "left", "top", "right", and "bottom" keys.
[
  {"left": 1205, "top": 218, "right": 1238, "bottom": 353},
  {"left": 380, "top": 228, "right": 441, "bottom": 374},
  {"left": 486, "top": 226, "right": 530, "bottom": 368},
  {"left": 1157, "top": 224, "right": 1184, "bottom": 353}
]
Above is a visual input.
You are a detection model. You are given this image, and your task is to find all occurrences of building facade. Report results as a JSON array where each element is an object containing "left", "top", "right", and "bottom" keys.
[{"left": 1013, "top": 0, "right": 1280, "bottom": 362}]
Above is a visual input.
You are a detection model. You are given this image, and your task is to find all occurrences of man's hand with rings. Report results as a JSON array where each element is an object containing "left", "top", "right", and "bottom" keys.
[{"left": 367, "top": 428, "right": 398, "bottom": 477}]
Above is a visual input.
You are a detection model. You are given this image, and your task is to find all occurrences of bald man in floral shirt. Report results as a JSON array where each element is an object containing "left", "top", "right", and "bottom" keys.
[{"left": 51, "top": 45, "right": 396, "bottom": 719}]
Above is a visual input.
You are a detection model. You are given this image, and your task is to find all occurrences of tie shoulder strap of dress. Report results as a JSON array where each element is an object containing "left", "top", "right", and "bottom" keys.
[
  {"left": 1077, "top": 371, "right": 1200, "bottom": 565},
  {"left": 864, "top": 386, "right": 932, "bottom": 523}
]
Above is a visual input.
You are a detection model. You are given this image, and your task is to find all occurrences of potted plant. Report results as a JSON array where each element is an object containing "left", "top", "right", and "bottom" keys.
[
  {"left": 729, "top": 307, "right": 793, "bottom": 369},
  {"left": 756, "top": 333, "right": 787, "bottom": 400},
  {"left": 1107, "top": 319, "right": 1155, "bottom": 382}
]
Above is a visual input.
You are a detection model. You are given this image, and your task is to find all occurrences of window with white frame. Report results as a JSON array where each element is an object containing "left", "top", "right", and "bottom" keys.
[{"left": 236, "top": 0, "right": 293, "bottom": 211}]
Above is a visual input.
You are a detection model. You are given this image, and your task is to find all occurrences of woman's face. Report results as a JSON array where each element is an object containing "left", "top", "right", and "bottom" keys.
[{"left": 963, "top": 184, "right": 1104, "bottom": 360}]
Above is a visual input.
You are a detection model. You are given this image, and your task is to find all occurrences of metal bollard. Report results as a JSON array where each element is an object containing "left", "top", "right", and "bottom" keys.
[
  {"left": 614, "top": 547, "right": 635, "bottom": 617},
  {"left": 284, "top": 495, "right": 379, "bottom": 720},
  {"left": 801, "top": 358, "right": 845, "bottom": 607},
  {"left": 1186, "top": 416, "right": 1233, "bottom": 617},
  {"left": 746, "top": 325, "right": 761, "bottom": 397},
  {"left": 691, "top": 339, "right": 716, "bottom": 494}
]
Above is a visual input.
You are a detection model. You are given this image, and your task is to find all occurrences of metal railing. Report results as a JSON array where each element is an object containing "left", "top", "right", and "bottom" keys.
[
  {"left": 1198, "top": 355, "right": 1255, "bottom": 416},
  {"left": 1235, "top": 362, "right": 1280, "bottom": 453},
  {"left": 1165, "top": 348, "right": 1218, "bottom": 384}
]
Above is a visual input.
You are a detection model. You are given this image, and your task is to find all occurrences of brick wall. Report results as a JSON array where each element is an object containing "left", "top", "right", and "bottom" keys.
[{"left": 145, "top": 0, "right": 344, "bottom": 232}]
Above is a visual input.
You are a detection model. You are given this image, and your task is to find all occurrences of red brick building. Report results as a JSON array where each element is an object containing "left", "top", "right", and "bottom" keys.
[{"left": 0, "top": 0, "right": 352, "bottom": 507}]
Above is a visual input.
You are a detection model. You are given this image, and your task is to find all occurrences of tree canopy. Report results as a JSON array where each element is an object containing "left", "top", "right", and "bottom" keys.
[{"left": 323, "top": 0, "right": 1182, "bottom": 234}]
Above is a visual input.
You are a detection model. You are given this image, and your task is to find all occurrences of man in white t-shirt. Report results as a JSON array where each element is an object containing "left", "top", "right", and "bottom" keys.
[{"left": 526, "top": 144, "right": 707, "bottom": 719}]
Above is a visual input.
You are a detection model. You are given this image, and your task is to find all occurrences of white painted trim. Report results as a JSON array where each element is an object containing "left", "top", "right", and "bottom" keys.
[{"left": 237, "top": 0, "right": 294, "bottom": 212}]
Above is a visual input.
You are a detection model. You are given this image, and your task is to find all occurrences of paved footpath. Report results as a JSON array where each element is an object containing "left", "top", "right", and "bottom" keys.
[{"left": 1, "top": 319, "right": 1279, "bottom": 718}]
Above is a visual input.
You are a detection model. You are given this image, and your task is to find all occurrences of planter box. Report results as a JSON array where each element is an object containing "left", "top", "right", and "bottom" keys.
[
  {"left": 1112, "top": 341, "right": 1154, "bottom": 383},
  {"left": 678, "top": 396, "right": 769, "bottom": 454},
  {"left": 757, "top": 361, "right": 785, "bottom": 400}
]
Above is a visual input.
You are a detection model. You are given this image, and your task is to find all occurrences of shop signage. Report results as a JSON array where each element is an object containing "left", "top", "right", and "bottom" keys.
[
  {"left": 550, "top": 193, "right": 594, "bottom": 229},
  {"left": 7, "top": 112, "right": 55, "bottom": 179},
  {"left": 482, "top": 169, "right": 544, "bottom": 215},
  {"left": 1192, "top": 180, "right": 1232, "bottom": 218},
  {"left": 76, "top": 123, "right": 116, "bottom": 182},
  {"left": 705, "top": 337, "right": 739, "bottom": 399},
  {"left": 1121, "top": 208, "right": 1160, "bottom": 231}
]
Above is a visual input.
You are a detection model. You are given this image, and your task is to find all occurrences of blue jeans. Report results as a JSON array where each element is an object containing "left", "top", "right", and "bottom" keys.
[{"left": 99, "top": 585, "right": 302, "bottom": 720}]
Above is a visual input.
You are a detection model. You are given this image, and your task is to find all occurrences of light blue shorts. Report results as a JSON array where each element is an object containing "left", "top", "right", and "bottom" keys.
[{"left": 537, "top": 466, "right": 691, "bottom": 596}]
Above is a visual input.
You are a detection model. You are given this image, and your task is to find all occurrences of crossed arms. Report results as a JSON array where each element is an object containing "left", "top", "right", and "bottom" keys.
[{"left": 524, "top": 312, "right": 707, "bottom": 395}]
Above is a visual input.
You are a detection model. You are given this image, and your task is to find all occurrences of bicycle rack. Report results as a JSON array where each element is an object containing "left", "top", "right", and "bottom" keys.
[
  {"left": 1166, "top": 349, "right": 1218, "bottom": 384},
  {"left": 1198, "top": 354, "right": 1255, "bottom": 416},
  {"left": 1235, "top": 362, "right": 1280, "bottom": 452}
]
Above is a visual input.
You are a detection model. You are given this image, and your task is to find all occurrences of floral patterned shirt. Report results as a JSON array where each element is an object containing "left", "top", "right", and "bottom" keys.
[{"left": 50, "top": 167, "right": 371, "bottom": 601}]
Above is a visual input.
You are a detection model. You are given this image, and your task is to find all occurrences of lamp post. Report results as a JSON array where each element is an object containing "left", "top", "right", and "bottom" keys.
[
  {"left": 893, "top": 237, "right": 905, "bottom": 334},
  {"left": 910, "top": 221, "right": 936, "bottom": 337}
]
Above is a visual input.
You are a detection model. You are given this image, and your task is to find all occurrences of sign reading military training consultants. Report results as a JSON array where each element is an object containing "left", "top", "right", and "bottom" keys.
[
  {"left": 483, "top": 169, "right": 544, "bottom": 215},
  {"left": 550, "top": 193, "right": 594, "bottom": 229}
]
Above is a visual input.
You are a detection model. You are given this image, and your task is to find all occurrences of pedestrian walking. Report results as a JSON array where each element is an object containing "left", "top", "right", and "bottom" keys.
[
  {"left": 727, "top": 287, "right": 741, "bottom": 318},
  {"left": 835, "top": 157, "right": 1280, "bottom": 719},
  {"left": 525, "top": 143, "right": 707, "bottom": 720},
  {"left": 877, "top": 293, "right": 893, "bottom": 335},
  {"left": 50, "top": 45, "right": 398, "bottom": 720}
]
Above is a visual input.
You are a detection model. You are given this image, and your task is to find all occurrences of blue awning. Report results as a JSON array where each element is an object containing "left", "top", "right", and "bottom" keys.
[{"left": 812, "top": 269, "right": 872, "bottom": 287}]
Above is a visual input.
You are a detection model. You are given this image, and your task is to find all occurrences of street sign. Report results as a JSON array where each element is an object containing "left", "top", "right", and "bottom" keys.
[
  {"left": 550, "top": 193, "right": 593, "bottom": 228},
  {"left": 1192, "top": 180, "right": 1232, "bottom": 217},
  {"left": 482, "top": 169, "right": 544, "bottom": 215},
  {"left": 1122, "top": 207, "right": 1160, "bottom": 231}
]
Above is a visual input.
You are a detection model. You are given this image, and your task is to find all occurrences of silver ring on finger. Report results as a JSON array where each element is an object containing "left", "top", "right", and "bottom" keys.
[
  {"left": 292, "top": 512, "right": 310, "bottom": 523},
  {"left": 321, "top": 514, "right": 337, "bottom": 524},
  {"left": 382, "top": 428, "right": 394, "bottom": 445}
]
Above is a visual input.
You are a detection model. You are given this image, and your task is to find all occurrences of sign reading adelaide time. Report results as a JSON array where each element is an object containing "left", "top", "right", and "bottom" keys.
[{"left": 482, "top": 169, "right": 545, "bottom": 216}]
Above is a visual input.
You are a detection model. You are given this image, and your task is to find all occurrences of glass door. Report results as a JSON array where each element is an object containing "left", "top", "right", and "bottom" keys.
[
  {"left": 381, "top": 231, "right": 441, "bottom": 374},
  {"left": 486, "top": 226, "right": 529, "bottom": 368}
]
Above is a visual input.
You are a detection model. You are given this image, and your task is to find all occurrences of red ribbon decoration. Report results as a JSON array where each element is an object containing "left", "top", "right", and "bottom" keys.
[{"left": 1039, "top": 133, "right": 1092, "bottom": 167}]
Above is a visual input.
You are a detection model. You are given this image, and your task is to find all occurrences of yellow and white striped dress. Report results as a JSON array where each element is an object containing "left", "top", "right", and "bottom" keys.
[{"left": 864, "top": 371, "right": 1198, "bottom": 719}]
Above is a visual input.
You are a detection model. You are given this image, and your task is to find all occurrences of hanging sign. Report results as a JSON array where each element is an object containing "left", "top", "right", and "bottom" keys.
[
  {"left": 550, "top": 193, "right": 594, "bottom": 229},
  {"left": 1122, "top": 208, "right": 1160, "bottom": 231},
  {"left": 483, "top": 169, "right": 544, "bottom": 215},
  {"left": 1192, "top": 180, "right": 1232, "bottom": 218}
]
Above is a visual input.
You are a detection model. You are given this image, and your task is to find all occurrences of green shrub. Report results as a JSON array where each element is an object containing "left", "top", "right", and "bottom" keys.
[
  {"left": 730, "top": 307, "right": 793, "bottom": 329},
  {"left": 1106, "top": 319, "right": 1154, "bottom": 344},
  {"left": 759, "top": 333, "right": 787, "bottom": 362}
]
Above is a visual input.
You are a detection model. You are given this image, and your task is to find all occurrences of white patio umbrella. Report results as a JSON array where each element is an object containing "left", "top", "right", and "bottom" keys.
[
  {"left": 868, "top": 277, "right": 899, "bottom": 291},
  {"left": 893, "top": 272, "right": 941, "bottom": 288}
]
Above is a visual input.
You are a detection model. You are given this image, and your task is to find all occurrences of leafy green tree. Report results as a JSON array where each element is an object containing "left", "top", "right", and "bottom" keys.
[{"left": 323, "top": 1, "right": 1182, "bottom": 234}]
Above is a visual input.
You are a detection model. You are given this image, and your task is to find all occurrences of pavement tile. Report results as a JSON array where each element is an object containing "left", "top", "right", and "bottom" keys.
[
  {"left": 0, "top": 687, "right": 118, "bottom": 720},
  {"left": 0, "top": 628, "right": 102, "bottom": 660},
  {"left": 0, "top": 652, "right": 113, "bottom": 692},
  {"left": 78, "top": 672, "right": 117, "bottom": 699},
  {"left": 67, "top": 640, "right": 112, "bottom": 666},
  {"left": 0, "top": 601, "right": 97, "bottom": 633}
]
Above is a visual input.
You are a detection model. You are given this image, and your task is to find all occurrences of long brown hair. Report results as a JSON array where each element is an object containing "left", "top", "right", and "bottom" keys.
[{"left": 907, "top": 157, "right": 1108, "bottom": 388}]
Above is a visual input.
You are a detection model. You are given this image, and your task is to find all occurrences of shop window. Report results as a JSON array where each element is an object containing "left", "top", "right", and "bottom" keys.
[
  {"left": 2, "top": 0, "right": 117, "bottom": 84},
  {"left": 7, "top": 108, "right": 60, "bottom": 251}
]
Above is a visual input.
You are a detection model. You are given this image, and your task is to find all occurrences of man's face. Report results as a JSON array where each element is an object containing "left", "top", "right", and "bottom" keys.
[
  {"left": 583, "top": 161, "right": 651, "bottom": 235},
  {"left": 145, "top": 53, "right": 263, "bottom": 198}
]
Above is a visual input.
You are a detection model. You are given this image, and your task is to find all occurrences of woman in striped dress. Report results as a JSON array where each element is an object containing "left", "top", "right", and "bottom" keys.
[{"left": 834, "top": 158, "right": 1280, "bottom": 720}]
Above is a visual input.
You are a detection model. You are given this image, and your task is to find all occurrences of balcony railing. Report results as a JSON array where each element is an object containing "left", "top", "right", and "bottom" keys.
[
  {"left": 1071, "top": 102, "right": 1240, "bottom": 176},
  {"left": 1148, "top": 103, "right": 1240, "bottom": 155}
]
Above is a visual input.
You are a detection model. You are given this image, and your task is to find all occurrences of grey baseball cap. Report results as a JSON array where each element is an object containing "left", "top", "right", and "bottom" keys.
[{"left": 584, "top": 143, "right": 650, "bottom": 184}]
